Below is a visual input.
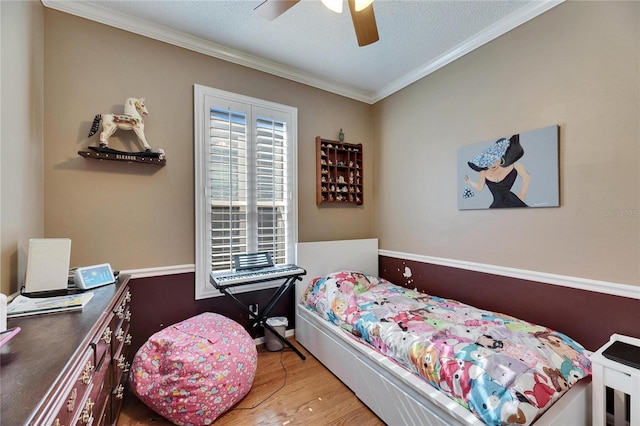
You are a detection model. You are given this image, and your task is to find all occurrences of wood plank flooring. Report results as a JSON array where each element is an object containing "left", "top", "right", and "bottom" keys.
[{"left": 118, "top": 338, "right": 384, "bottom": 426}]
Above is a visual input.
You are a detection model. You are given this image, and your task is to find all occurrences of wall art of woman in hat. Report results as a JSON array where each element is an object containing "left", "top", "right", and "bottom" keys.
[{"left": 464, "top": 134, "right": 530, "bottom": 208}]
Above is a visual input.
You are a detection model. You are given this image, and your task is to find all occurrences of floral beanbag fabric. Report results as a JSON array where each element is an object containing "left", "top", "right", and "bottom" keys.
[{"left": 130, "top": 312, "right": 257, "bottom": 425}]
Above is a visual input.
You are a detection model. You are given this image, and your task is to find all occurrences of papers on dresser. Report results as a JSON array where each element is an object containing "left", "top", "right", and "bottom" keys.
[{"left": 7, "top": 292, "right": 94, "bottom": 318}]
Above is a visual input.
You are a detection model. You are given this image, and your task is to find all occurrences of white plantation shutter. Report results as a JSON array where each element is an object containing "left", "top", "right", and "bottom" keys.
[
  {"left": 255, "top": 115, "right": 288, "bottom": 264},
  {"left": 194, "top": 85, "right": 298, "bottom": 299},
  {"left": 209, "top": 107, "right": 248, "bottom": 270}
]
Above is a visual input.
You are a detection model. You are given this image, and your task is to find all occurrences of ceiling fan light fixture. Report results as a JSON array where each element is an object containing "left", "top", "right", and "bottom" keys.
[
  {"left": 354, "top": 0, "right": 373, "bottom": 12},
  {"left": 321, "top": 0, "right": 343, "bottom": 13}
]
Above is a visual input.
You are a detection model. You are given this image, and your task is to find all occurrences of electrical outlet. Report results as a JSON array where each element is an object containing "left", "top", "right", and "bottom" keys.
[{"left": 249, "top": 304, "right": 259, "bottom": 316}]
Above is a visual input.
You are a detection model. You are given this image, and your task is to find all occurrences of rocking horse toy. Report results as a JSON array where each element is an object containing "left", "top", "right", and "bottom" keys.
[{"left": 81, "top": 97, "right": 165, "bottom": 164}]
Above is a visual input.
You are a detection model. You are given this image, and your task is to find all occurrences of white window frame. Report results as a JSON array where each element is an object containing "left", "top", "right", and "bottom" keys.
[{"left": 194, "top": 84, "right": 298, "bottom": 299}]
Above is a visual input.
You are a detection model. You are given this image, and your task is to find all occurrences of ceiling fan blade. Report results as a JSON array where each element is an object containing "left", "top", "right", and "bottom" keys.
[
  {"left": 348, "top": 0, "right": 379, "bottom": 47},
  {"left": 254, "top": 0, "right": 301, "bottom": 21}
]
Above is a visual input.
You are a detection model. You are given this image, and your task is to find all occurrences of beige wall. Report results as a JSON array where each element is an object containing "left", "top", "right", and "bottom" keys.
[
  {"left": 1, "top": 1, "right": 45, "bottom": 295},
  {"left": 372, "top": 1, "right": 639, "bottom": 286},
  {"left": 4, "top": 2, "right": 638, "bottom": 294},
  {"left": 42, "top": 10, "right": 373, "bottom": 276}
]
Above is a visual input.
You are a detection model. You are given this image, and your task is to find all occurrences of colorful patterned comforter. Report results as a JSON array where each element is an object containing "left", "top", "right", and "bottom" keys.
[{"left": 301, "top": 271, "right": 591, "bottom": 426}]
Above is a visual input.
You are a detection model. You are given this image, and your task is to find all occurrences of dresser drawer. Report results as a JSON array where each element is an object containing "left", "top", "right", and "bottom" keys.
[
  {"left": 84, "top": 346, "right": 112, "bottom": 426},
  {"left": 62, "top": 317, "right": 115, "bottom": 426},
  {"left": 112, "top": 289, "right": 131, "bottom": 322},
  {"left": 109, "top": 289, "right": 132, "bottom": 422},
  {"left": 49, "top": 349, "right": 94, "bottom": 426}
]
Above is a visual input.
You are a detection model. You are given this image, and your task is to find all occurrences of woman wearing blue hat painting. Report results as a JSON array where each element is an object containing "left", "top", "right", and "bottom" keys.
[{"left": 464, "top": 134, "right": 530, "bottom": 208}]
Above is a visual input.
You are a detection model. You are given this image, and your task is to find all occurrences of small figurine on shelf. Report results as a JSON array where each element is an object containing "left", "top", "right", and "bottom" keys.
[
  {"left": 81, "top": 97, "right": 166, "bottom": 164},
  {"left": 88, "top": 97, "right": 152, "bottom": 151},
  {"left": 339, "top": 128, "right": 345, "bottom": 142}
]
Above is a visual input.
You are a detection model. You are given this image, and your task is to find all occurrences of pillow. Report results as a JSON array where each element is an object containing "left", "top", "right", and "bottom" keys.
[{"left": 301, "top": 270, "right": 387, "bottom": 322}]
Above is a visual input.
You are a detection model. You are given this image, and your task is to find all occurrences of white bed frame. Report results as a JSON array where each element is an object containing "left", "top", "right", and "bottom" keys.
[{"left": 295, "top": 238, "right": 592, "bottom": 425}]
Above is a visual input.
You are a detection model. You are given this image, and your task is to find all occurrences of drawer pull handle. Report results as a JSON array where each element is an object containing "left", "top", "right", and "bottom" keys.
[
  {"left": 115, "top": 328, "right": 125, "bottom": 342},
  {"left": 124, "top": 290, "right": 132, "bottom": 302},
  {"left": 80, "top": 398, "right": 94, "bottom": 424},
  {"left": 115, "top": 383, "right": 125, "bottom": 399},
  {"left": 80, "top": 361, "right": 94, "bottom": 385},
  {"left": 117, "top": 354, "right": 126, "bottom": 369},
  {"left": 124, "top": 361, "right": 131, "bottom": 374},
  {"left": 53, "top": 419, "right": 61, "bottom": 426},
  {"left": 102, "top": 327, "right": 112, "bottom": 344},
  {"left": 125, "top": 333, "right": 132, "bottom": 345},
  {"left": 66, "top": 388, "right": 77, "bottom": 412},
  {"left": 125, "top": 310, "right": 131, "bottom": 322},
  {"left": 116, "top": 305, "right": 125, "bottom": 319}
]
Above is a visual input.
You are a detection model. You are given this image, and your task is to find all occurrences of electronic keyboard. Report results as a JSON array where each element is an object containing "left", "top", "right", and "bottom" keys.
[
  {"left": 210, "top": 264, "right": 306, "bottom": 288},
  {"left": 210, "top": 253, "right": 308, "bottom": 360}
]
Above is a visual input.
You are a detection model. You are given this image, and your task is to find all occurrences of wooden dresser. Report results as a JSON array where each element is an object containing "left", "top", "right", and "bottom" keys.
[{"left": 0, "top": 276, "right": 132, "bottom": 425}]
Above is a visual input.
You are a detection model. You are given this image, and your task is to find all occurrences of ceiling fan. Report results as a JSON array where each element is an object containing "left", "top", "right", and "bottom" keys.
[{"left": 255, "top": 0, "right": 379, "bottom": 47}]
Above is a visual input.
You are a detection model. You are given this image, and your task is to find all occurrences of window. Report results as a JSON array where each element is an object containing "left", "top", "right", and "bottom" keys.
[{"left": 194, "top": 85, "right": 298, "bottom": 299}]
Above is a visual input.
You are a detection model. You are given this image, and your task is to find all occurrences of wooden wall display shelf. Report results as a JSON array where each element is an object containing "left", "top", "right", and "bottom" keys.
[
  {"left": 1, "top": 276, "right": 133, "bottom": 425},
  {"left": 316, "top": 136, "right": 363, "bottom": 205},
  {"left": 79, "top": 146, "right": 166, "bottom": 165}
]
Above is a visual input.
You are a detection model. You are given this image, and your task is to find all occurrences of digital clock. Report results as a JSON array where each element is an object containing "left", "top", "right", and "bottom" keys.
[{"left": 74, "top": 263, "right": 116, "bottom": 290}]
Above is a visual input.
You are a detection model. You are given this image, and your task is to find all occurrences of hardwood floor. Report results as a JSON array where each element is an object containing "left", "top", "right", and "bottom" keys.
[{"left": 118, "top": 338, "right": 384, "bottom": 426}]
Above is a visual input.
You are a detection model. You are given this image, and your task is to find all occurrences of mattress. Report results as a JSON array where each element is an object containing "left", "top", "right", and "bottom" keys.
[{"left": 301, "top": 270, "right": 592, "bottom": 426}]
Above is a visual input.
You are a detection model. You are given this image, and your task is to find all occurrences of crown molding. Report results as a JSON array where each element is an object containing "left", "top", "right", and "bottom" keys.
[
  {"left": 41, "top": 0, "right": 374, "bottom": 103},
  {"left": 379, "top": 249, "right": 640, "bottom": 300},
  {"left": 42, "top": 0, "right": 563, "bottom": 105},
  {"left": 372, "top": 0, "right": 564, "bottom": 103}
]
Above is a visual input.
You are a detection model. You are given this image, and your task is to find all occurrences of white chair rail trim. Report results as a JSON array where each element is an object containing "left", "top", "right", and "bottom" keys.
[
  {"left": 379, "top": 249, "right": 640, "bottom": 300},
  {"left": 121, "top": 264, "right": 287, "bottom": 297},
  {"left": 121, "top": 264, "right": 195, "bottom": 279},
  {"left": 121, "top": 254, "right": 640, "bottom": 301}
]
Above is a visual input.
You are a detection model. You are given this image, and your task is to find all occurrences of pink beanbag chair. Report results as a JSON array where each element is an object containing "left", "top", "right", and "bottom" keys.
[{"left": 130, "top": 312, "right": 257, "bottom": 425}]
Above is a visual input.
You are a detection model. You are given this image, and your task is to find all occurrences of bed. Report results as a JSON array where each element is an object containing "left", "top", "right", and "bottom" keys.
[{"left": 294, "top": 238, "right": 592, "bottom": 425}]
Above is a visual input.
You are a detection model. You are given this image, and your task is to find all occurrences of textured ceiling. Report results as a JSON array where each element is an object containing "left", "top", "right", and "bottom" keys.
[{"left": 42, "top": 0, "right": 562, "bottom": 103}]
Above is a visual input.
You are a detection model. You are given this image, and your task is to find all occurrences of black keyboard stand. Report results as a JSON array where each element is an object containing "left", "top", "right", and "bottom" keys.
[{"left": 214, "top": 271, "right": 306, "bottom": 360}]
